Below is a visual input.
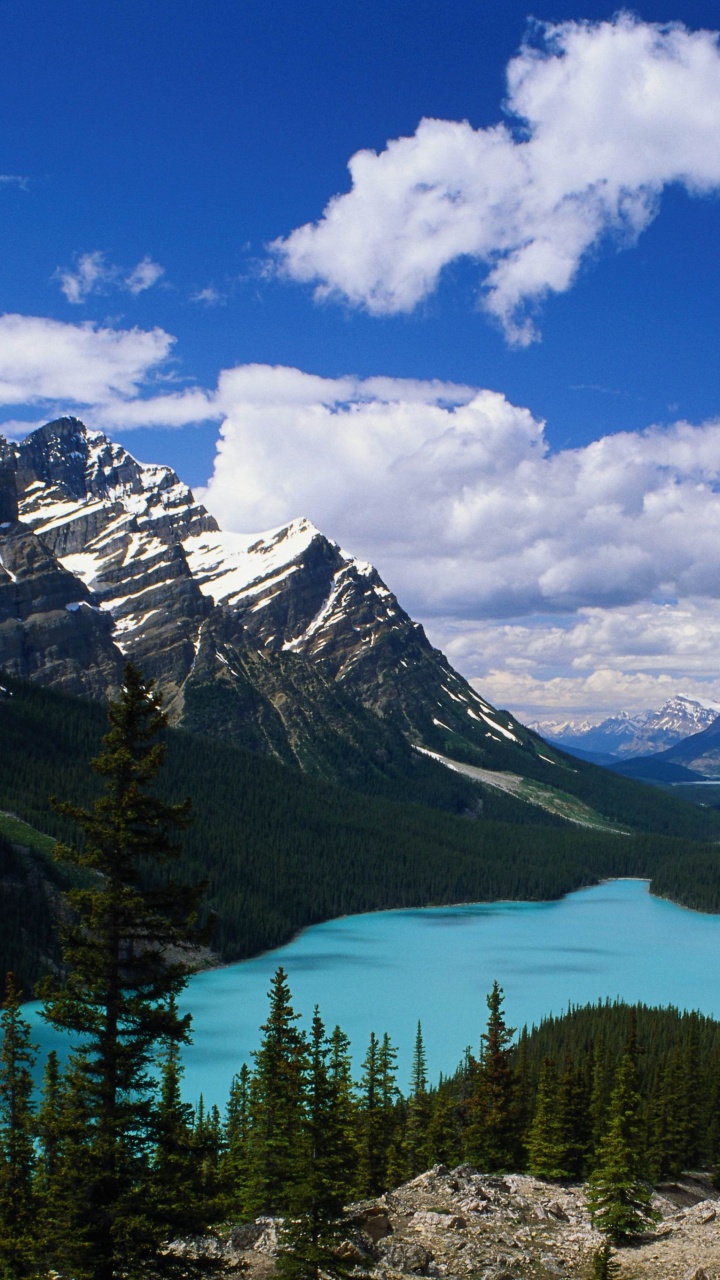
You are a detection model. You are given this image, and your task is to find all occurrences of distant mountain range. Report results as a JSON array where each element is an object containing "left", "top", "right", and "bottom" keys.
[
  {"left": 532, "top": 696, "right": 720, "bottom": 765},
  {"left": 0, "top": 416, "right": 553, "bottom": 788}
]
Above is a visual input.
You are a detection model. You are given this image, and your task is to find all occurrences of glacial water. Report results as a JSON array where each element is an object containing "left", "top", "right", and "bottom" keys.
[{"left": 25, "top": 879, "right": 720, "bottom": 1106}]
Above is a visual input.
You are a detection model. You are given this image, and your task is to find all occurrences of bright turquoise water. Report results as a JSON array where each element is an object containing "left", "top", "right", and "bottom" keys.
[{"left": 25, "top": 879, "right": 720, "bottom": 1106}]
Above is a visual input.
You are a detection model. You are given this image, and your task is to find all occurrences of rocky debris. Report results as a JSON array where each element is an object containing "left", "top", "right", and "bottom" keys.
[{"left": 224, "top": 1165, "right": 720, "bottom": 1280}]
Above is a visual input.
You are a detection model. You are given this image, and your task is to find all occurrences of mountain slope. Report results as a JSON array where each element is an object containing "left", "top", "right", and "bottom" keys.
[
  {"left": 0, "top": 417, "right": 553, "bottom": 785},
  {"left": 645, "top": 715, "right": 720, "bottom": 778},
  {"left": 4, "top": 676, "right": 720, "bottom": 999}
]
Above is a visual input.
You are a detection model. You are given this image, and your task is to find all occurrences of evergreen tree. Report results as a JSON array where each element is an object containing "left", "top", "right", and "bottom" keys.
[
  {"left": 222, "top": 1063, "right": 252, "bottom": 1216},
  {"left": 587, "top": 1054, "right": 657, "bottom": 1243},
  {"left": 467, "top": 982, "right": 518, "bottom": 1171},
  {"left": 0, "top": 974, "right": 37, "bottom": 1279},
  {"left": 356, "top": 1032, "right": 385, "bottom": 1196},
  {"left": 557, "top": 1055, "right": 591, "bottom": 1179},
  {"left": 590, "top": 1239, "right": 622, "bottom": 1280},
  {"left": 405, "top": 1022, "right": 431, "bottom": 1177},
  {"left": 589, "top": 1040, "right": 614, "bottom": 1160},
  {"left": 149, "top": 1038, "right": 220, "bottom": 1260},
  {"left": 243, "top": 967, "right": 308, "bottom": 1216},
  {"left": 327, "top": 1027, "right": 359, "bottom": 1195},
  {"left": 35, "top": 1049, "right": 63, "bottom": 1265},
  {"left": 277, "top": 1009, "right": 357, "bottom": 1280},
  {"left": 526, "top": 1058, "right": 567, "bottom": 1180},
  {"left": 427, "top": 1083, "right": 462, "bottom": 1169},
  {"left": 39, "top": 663, "right": 211, "bottom": 1279}
]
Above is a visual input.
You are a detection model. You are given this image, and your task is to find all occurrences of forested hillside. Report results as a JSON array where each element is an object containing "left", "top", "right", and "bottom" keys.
[{"left": 3, "top": 674, "right": 720, "bottom": 998}]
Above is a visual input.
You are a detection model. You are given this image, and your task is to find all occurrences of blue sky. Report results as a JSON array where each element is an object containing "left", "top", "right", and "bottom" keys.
[{"left": 3, "top": 1, "right": 720, "bottom": 721}]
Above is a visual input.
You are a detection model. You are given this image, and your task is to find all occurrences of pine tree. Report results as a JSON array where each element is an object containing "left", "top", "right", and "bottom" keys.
[
  {"left": 526, "top": 1057, "right": 567, "bottom": 1180},
  {"left": 356, "top": 1032, "right": 385, "bottom": 1196},
  {"left": 467, "top": 982, "right": 518, "bottom": 1171},
  {"left": 0, "top": 974, "right": 37, "bottom": 1279},
  {"left": 223, "top": 1063, "right": 252, "bottom": 1216},
  {"left": 327, "top": 1027, "right": 359, "bottom": 1195},
  {"left": 587, "top": 1054, "right": 658, "bottom": 1243},
  {"left": 39, "top": 663, "right": 212, "bottom": 1279},
  {"left": 590, "top": 1239, "right": 622, "bottom": 1279},
  {"left": 277, "top": 1009, "right": 357, "bottom": 1280},
  {"left": 557, "top": 1055, "right": 591, "bottom": 1179},
  {"left": 405, "top": 1022, "right": 431, "bottom": 1177},
  {"left": 149, "top": 1037, "right": 220, "bottom": 1258},
  {"left": 427, "top": 1083, "right": 462, "bottom": 1169},
  {"left": 243, "top": 967, "right": 308, "bottom": 1216}
]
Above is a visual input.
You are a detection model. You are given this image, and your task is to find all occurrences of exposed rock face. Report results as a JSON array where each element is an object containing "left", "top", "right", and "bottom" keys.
[
  {"left": 224, "top": 1165, "right": 720, "bottom": 1280},
  {"left": 0, "top": 417, "right": 550, "bottom": 780}
]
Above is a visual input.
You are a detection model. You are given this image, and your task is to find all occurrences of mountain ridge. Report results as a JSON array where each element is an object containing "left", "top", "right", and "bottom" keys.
[
  {"left": 0, "top": 416, "right": 553, "bottom": 785},
  {"left": 533, "top": 695, "right": 720, "bottom": 763}
]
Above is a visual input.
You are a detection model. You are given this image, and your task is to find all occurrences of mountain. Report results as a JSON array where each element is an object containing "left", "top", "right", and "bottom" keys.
[
  {"left": 0, "top": 417, "right": 552, "bottom": 786},
  {"left": 534, "top": 696, "right": 720, "bottom": 763},
  {"left": 643, "top": 714, "right": 720, "bottom": 779}
]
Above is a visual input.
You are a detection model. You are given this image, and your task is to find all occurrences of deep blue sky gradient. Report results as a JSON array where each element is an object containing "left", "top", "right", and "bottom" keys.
[{"left": 2, "top": 1, "right": 720, "bottom": 485}]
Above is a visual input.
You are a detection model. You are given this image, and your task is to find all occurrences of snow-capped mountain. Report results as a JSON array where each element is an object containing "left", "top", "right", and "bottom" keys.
[
  {"left": 0, "top": 417, "right": 546, "bottom": 781},
  {"left": 533, "top": 696, "right": 720, "bottom": 762}
]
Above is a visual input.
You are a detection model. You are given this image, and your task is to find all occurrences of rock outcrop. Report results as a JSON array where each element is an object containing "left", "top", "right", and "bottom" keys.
[{"left": 222, "top": 1164, "right": 720, "bottom": 1280}]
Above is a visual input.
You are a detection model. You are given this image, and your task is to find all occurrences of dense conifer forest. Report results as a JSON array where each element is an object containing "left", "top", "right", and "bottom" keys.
[
  {"left": 3, "top": 673, "right": 720, "bottom": 997},
  {"left": 2, "top": 667, "right": 720, "bottom": 1278}
]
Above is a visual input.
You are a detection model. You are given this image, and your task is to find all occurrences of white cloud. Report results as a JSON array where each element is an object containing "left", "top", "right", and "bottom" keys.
[
  {"left": 190, "top": 286, "right": 224, "bottom": 306},
  {"left": 57, "top": 251, "right": 112, "bottom": 304},
  {"left": 199, "top": 364, "right": 720, "bottom": 622},
  {"left": 124, "top": 256, "right": 165, "bottom": 294},
  {"left": 0, "top": 175, "right": 29, "bottom": 191},
  {"left": 56, "top": 251, "right": 165, "bottom": 303},
  {"left": 429, "top": 601, "right": 720, "bottom": 719},
  {"left": 0, "top": 314, "right": 174, "bottom": 407},
  {"left": 272, "top": 15, "right": 720, "bottom": 343}
]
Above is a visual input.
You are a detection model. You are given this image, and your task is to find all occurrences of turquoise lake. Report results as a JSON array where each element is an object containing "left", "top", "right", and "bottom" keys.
[{"left": 26, "top": 879, "right": 720, "bottom": 1106}]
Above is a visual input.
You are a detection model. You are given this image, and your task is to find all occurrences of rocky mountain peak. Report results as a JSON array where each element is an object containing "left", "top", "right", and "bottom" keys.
[{"left": 0, "top": 417, "right": 546, "bottom": 782}]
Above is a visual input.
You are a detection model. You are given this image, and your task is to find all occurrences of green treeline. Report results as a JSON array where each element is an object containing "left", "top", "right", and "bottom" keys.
[
  {"left": 3, "top": 674, "right": 720, "bottom": 998},
  {"left": 6, "top": 967, "right": 720, "bottom": 1274},
  {"left": 2, "top": 671, "right": 719, "bottom": 1277}
]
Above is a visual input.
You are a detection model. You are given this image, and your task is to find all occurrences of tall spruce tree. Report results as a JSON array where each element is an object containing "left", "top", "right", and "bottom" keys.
[
  {"left": 587, "top": 1053, "right": 658, "bottom": 1243},
  {"left": 222, "top": 1064, "right": 252, "bottom": 1216},
  {"left": 39, "top": 663, "right": 212, "bottom": 1280},
  {"left": 405, "top": 1022, "right": 431, "bottom": 1177},
  {"left": 243, "top": 967, "right": 308, "bottom": 1216},
  {"left": 467, "top": 982, "right": 518, "bottom": 1171},
  {"left": 277, "top": 1009, "right": 358, "bottom": 1280},
  {"left": 0, "top": 974, "right": 37, "bottom": 1280},
  {"left": 356, "top": 1032, "right": 385, "bottom": 1196},
  {"left": 526, "top": 1057, "right": 567, "bottom": 1180}
]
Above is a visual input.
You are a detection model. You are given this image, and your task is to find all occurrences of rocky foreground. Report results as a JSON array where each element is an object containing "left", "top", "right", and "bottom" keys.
[{"left": 214, "top": 1164, "right": 720, "bottom": 1280}]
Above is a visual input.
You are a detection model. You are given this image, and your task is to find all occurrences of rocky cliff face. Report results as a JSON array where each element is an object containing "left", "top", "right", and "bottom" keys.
[{"left": 0, "top": 417, "right": 550, "bottom": 781}]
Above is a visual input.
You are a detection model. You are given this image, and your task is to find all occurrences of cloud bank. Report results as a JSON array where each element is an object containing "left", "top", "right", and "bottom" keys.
[
  {"left": 272, "top": 15, "right": 720, "bottom": 343},
  {"left": 4, "top": 316, "right": 720, "bottom": 718}
]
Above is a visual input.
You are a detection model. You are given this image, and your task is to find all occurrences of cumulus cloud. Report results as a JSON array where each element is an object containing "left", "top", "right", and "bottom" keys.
[
  {"left": 272, "top": 15, "right": 720, "bottom": 343},
  {"left": 429, "top": 602, "right": 720, "bottom": 718},
  {"left": 198, "top": 364, "right": 720, "bottom": 625},
  {"left": 0, "top": 314, "right": 174, "bottom": 409},
  {"left": 56, "top": 251, "right": 164, "bottom": 303}
]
